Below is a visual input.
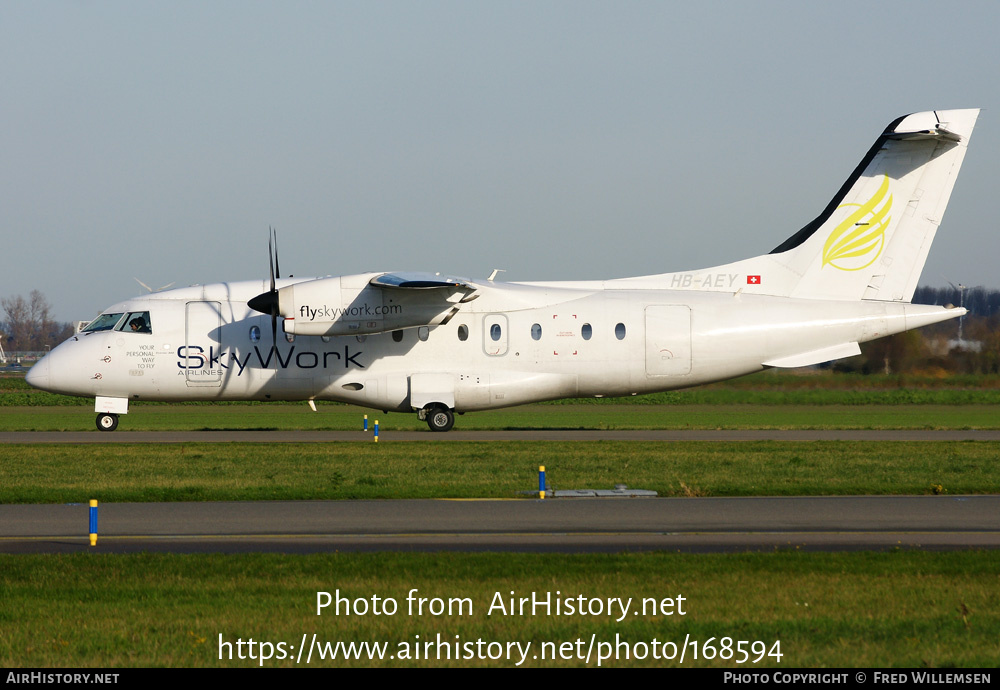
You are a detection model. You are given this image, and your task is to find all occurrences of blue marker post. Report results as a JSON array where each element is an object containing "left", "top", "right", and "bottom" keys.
[
  {"left": 539, "top": 466, "right": 546, "bottom": 500},
  {"left": 89, "top": 499, "right": 98, "bottom": 546},
  {"left": 364, "top": 414, "right": 368, "bottom": 431},
  {"left": 374, "top": 419, "right": 379, "bottom": 443}
]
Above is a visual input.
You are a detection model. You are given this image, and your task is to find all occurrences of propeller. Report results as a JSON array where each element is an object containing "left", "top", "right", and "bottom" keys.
[{"left": 247, "top": 227, "right": 282, "bottom": 349}]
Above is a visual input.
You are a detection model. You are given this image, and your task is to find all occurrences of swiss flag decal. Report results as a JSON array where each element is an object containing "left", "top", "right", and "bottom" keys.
[{"left": 747, "top": 275, "right": 761, "bottom": 285}]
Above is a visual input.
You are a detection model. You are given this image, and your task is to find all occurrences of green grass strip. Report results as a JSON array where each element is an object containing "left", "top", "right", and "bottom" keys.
[
  {"left": 2, "top": 441, "right": 998, "bottom": 503},
  {"left": 3, "top": 403, "right": 1000, "bottom": 431},
  {"left": 2, "top": 551, "right": 998, "bottom": 667}
]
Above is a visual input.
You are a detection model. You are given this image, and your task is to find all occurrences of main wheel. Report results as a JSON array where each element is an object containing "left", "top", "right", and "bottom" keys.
[
  {"left": 96, "top": 412, "right": 119, "bottom": 432},
  {"left": 425, "top": 405, "right": 454, "bottom": 432}
]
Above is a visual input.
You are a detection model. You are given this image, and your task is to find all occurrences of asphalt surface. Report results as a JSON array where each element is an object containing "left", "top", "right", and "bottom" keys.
[{"left": 3, "top": 496, "right": 998, "bottom": 554}]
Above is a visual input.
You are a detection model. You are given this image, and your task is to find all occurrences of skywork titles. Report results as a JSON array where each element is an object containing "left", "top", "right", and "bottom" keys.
[
  {"left": 177, "top": 345, "right": 364, "bottom": 374},
  {"left": 299, "top": 303, "right": 402, "bottom": 321}
]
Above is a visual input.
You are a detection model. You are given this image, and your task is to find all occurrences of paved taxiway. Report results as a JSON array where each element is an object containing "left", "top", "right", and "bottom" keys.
[{"left": 3, "top": 496, "right": 999, "bottom": 554}]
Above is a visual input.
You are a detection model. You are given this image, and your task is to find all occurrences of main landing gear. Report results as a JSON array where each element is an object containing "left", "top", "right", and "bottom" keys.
[
  {"left": 423, "top": 404, "right": 454, "bottom": 432},
  {"left": 96, "top": 412, "right": 119, "bottom": 432}
]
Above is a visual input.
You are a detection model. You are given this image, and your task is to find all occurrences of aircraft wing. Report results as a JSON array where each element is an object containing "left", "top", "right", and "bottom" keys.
[
  {"left": 370, "top": 272, "right": 476, "bottom": 291},
  {"left": 273, "top": 272, "right": 478, "bottom": 337}
]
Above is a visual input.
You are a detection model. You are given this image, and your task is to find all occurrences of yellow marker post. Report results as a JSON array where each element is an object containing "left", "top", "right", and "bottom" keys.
[
  {"left": 374, "top": 419, "right": 379, "bottom": 443},
  {"left": 89, "top": 499, "right": 98, "bottom": 546}
]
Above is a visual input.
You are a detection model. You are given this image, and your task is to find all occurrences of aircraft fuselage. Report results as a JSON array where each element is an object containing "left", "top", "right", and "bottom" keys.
[{"left": 29, "top": 277, "right": 956, "bottom": 415}]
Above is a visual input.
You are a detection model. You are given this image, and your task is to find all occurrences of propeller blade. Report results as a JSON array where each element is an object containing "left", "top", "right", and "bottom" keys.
[
  {"left": 248, "top": 228, "right": 283, "bottom": 352},
  {"left": 268, "top": 229, "right": 276, "bottom": 294},
  {"left": 272, "top": 227, "right": 281, "bottom": 280},
  {"left": 270, "top": 227, "right": 279, "bottom": 349}
]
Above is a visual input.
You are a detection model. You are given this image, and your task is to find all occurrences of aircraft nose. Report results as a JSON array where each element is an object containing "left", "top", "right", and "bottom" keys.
[{"left": 25, "top": 356, "right": 50, "bottom": 390}]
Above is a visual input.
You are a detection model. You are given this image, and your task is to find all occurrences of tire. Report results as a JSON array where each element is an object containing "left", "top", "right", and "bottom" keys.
[
  {"left": 96, "top": 412, "right": 119, "bottom": 432},
  {"left": 425, "top": 405, "right": 454, "bottom": 432}
]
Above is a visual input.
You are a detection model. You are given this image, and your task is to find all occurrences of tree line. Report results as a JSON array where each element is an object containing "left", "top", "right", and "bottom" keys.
[
  {"left": 1, "top": 291, "right": 75, "bottom": 353},
  {"left": 912, "top": 286, "right": 1000, "bottom": 317}
]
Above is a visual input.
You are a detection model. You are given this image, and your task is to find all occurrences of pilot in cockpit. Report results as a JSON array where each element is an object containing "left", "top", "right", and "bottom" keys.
[{"left": 129, "top": 316, "right": 150, "bottom": 333}]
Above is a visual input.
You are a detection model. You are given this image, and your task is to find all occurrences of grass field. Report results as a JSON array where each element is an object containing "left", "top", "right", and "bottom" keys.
[
  {"left": 2, "top": 440, "right": 998, "bottom": 503},
  {"left": 2, "top": 551, "right": 999, "bottom": 667},
  {"left": 3, "top": 403, "right": 1000, "bottom": 432},
  {"left": 4, "top": 370, "right": 1000, "bottom": 431}
]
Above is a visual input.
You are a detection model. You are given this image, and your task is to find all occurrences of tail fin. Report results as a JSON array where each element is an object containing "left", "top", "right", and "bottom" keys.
[{"left": 692, "top": 109, "right": 980, "bottom": 301}]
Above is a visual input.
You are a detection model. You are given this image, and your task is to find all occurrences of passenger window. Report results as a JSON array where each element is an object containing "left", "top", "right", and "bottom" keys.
[
  {"left": 250, "top": 325, "right": 261, "bottom": 342},
  {"left": 581, "top": 323, "right": 592, "bottom": 340},
  {"left": 531, "top": 323, "right": 542, "bottom": 341},
  {"left": 457, "top": 325, "right": 468, "bottom": 341},
  {"left": 418, "top": 326, "right": 429, "bottom": 341},
  {"left": 615, "top": 323, "right": 626, "bottom": 340},
  {"left": 490, "top": 324, "right": 502, "bottom": 341},
  {"left": 392, "top": 330, "right": 404, "bottom": 343}
]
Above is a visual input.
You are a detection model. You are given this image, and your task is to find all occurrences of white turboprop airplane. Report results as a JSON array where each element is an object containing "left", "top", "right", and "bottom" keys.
[{"left": 27, "top": 109, "right": 979, "bottom": 432}]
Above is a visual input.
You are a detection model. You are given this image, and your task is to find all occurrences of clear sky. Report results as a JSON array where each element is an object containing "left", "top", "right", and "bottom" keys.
[{"left": 2, "top": 1, "right": 998, "bottom": 321}]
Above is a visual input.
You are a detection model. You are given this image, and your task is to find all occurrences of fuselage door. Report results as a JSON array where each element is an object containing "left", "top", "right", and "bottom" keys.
[
  {"left": 184, "top": 301, "right": 223, "bottom": 386},
  {"left": 482, "top": 314, "right": 508, "bottom": 356},
  {"left": 644, "top": 305, "right": 692, "bottom": 376}
]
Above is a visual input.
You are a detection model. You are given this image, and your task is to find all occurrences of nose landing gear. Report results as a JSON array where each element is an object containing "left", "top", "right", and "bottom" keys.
[{"left": 96, "top": 412, "right": 119, "bottom": 432}]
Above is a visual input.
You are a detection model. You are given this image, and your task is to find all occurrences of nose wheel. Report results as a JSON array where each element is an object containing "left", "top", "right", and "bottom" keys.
[{"left": 96, "top": 412, "right": 119, "bottom": 432}]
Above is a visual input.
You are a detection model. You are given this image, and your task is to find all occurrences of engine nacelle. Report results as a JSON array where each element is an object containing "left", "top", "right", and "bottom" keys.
[{"left": 278, "top": 274, "right": 464, "bottom": 336}]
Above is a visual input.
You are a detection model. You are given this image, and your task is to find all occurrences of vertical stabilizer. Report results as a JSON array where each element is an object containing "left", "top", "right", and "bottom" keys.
[{"left": 769, "top": 109, "right": 979, "bottom": 301}]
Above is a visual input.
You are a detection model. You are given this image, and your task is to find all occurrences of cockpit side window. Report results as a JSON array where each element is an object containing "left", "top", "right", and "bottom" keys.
[
  {"left": 119, "top": 312, "right": 152, "bottom": 334},
  {"left": 81, "top": 313, "right": 124, "bottom": 333}
]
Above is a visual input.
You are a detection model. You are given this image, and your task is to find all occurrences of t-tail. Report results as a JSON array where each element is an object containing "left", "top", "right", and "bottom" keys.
[{"left": 690, "top": 109, "right": 980, "bottom": 302}]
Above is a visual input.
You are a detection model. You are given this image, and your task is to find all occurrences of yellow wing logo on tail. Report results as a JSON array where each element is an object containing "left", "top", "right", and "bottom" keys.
[{"left": 822, "top": 175, "right": 892, "bottom": 271}]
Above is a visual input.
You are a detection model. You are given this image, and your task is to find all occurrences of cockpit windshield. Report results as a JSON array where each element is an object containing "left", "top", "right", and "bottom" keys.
[
  {"left": 117, "top": 311, "right": 153, "bottom": 333},
  {"left": 80, "top": 311, "right": 153, "bottom": 334},
  {"left": 122, "top": 312, "right": 152, "bottom": 334},
  {"left": 81, "top": 313, "right": 124, "bottom": 333}
]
